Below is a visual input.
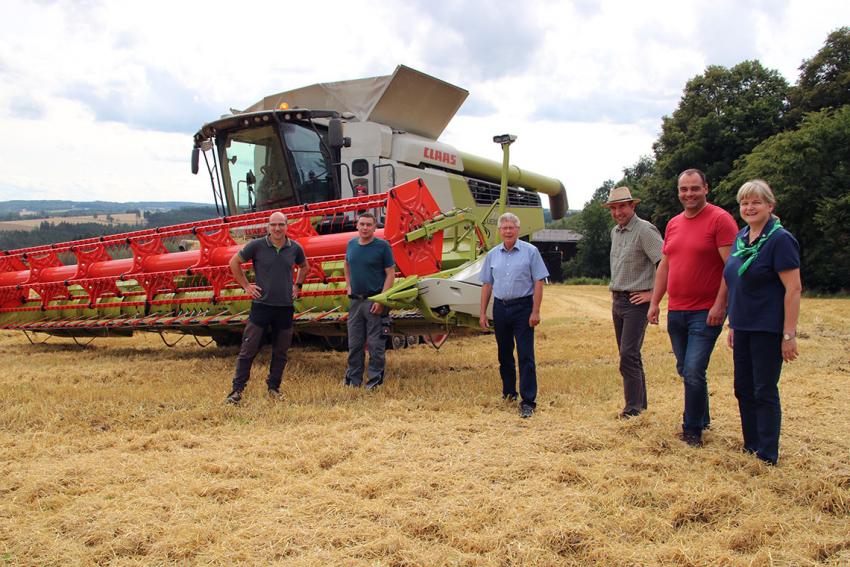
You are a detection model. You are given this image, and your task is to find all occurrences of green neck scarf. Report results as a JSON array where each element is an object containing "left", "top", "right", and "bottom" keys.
[{"left": 732, "top": 219, "right": 782, "bottom": 276}]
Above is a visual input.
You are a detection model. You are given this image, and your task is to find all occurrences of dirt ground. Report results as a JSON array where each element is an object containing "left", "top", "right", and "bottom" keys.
[{"left": 0, "top": 286, "right": 848, "bottom": 566}]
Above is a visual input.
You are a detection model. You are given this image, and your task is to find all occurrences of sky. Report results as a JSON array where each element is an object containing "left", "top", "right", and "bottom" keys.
[{"left": 0, "top": 0, "right": 847, "bottom": 210}]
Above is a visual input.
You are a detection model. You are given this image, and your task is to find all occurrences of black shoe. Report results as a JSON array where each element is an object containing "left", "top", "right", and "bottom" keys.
[
  {"left": 225, "top": 390, "right": 242, "bottom": 405},
  {"left": 365, "top": 375, "right": 384, "bottom": 391},
  {"left": 503, "top": 393, "right": 518, "bottom": 402},
  {"left": 679, "top": 430, "right": 703, "bottom": 447},
  {"left": 618, "top": 409, "right": 641, "bottom": 419},
  {"left": 267, "top": 388, "right": 283, "bottom": 400},
  {"left": 520, "top": 404, "right": 534, "bottom": 419}
]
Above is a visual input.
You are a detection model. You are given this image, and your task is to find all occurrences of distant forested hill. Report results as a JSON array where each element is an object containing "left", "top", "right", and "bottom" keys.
[
  {"left": 0, "top": 200, "right": 212, "bottom": 217},
  {"left": 0, "top": 205, "right": 220, "bottom": 251}
]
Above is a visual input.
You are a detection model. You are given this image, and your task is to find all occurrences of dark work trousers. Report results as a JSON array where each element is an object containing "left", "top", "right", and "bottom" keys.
[
  {"left": 345, "top": 298, "right": 389, "bottom": 388},
  {"left": 612, "top": 293, "right": 650, "bottom": 413},
  {"left": 232, "top": 303, "right": 295, "bottom": 392},
  {"left": 733, "top": 330, "right": 784, "bottom": 464},
  {"left": 493, "top": 296, "right": 537, "bottom": 408}
]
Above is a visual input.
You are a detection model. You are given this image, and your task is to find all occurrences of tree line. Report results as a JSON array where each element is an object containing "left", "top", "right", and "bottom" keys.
[{"left": 553, "top": 27, "right": 850, "bottom": 292}]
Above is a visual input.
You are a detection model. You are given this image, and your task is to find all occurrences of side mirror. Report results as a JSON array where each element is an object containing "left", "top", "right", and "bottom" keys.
[
  {"left": 191, "top": 147, "right": 200, "bottom": 174},
  {"left": 328, "top": 118, "right": 351, "bottom": 149}
]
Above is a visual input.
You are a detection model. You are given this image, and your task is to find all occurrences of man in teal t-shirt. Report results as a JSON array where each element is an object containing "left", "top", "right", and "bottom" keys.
[{"left": 343, "top": 212, "right": 395, "bottom": 389}]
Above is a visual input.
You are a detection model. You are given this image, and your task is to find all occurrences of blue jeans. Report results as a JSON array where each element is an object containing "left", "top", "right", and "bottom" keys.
[
  {"left": 733, "top": 330, "right": 783, "bottom": 464},
  {"left": 667, "top": 310, "right": 722, "bottom": 434},
  {"left": 493, "top": 296, "right": 536, "bottom": 408}
]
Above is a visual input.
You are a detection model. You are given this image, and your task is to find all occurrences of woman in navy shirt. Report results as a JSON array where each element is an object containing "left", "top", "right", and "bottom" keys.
[{"left": 724, "top": 179, "right": 801, "bottom": 465}]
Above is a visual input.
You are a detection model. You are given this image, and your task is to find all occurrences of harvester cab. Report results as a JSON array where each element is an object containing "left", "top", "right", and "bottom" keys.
[{"left": 191, "top": 65, "right": 568, "bottom": 243}]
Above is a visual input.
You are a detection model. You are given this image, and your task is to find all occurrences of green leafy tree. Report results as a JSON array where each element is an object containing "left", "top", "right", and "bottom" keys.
[
  {"left": 715, "top": 106, "right": 850, "bottom": 291},
  {"left": 562, "top": 181, "right": 615, "bottom": 279},
  {"left": 786, "top": 27, "right": 850, "bottom": 126},
  {"left": 644, "top": 61, "right": 789, "bottom": 231}
]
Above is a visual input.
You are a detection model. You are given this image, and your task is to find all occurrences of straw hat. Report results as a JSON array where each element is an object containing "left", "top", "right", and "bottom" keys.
[{"left": 602, "top": 186, "right": 640, "bottom": 207}]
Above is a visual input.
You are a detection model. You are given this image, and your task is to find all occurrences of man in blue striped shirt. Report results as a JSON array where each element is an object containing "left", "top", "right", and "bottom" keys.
[{"left": 479, "top": 212, "right": 549, "bottom": 418}]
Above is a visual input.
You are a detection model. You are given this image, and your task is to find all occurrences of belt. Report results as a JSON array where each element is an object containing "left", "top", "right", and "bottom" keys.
[
  {"left": 348, "top": 290, "right": 382, "bottom": 300},
  {"left": 612, "top": 289, "right": 650, "bottom": 296},
  {"left": 494, "top": 295, "right": 533, "bottom": 306}
]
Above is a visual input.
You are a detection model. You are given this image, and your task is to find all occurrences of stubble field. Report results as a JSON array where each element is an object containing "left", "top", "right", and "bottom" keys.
[
  {"left": 0, "top": 214, "right": 143, "bottom": 232},
  {"left": 0, "top": 285, "right": 848, "bottom": 566}
]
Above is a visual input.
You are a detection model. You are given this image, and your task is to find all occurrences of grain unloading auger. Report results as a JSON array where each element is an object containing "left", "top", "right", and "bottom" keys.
[{"left": 0, "top": 179, "right": 491, "bottom": 347}]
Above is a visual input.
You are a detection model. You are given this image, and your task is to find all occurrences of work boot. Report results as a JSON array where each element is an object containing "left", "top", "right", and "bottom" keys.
[
  {"left": 267, "top": 388, "right": 283, "bottom": 401},
  {"left": 225, "top": 390, "right": 242, "bottom": 405}
]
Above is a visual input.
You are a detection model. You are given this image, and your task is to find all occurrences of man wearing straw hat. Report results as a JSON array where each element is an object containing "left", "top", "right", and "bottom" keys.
[{"left": 604, "top": 186, "right": 663, "bottom": 419}]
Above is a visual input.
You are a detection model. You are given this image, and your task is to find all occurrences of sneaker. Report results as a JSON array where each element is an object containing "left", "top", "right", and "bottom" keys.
[
  {"left": 618, "top": 409, "right": 642, "bottom": 420},
  {"left": 503, "top": 393, "right": 518, "bottom": 402},
  {"left": 267, "top": 388, "right": 283, "bottom": 400},
  {"left": 520, "top": 404, "right": 534, "bottom": 419},
  {"left": 365, "top": 372, "right": 384, "bottom": 391},
  {"left": 225, "top": 390, "right": 242, "bottom": 405}
]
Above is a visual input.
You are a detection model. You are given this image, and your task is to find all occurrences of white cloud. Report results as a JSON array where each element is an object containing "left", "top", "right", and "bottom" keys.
[{"left": 1, "top": 0, "right": 848, "bottom": 210}]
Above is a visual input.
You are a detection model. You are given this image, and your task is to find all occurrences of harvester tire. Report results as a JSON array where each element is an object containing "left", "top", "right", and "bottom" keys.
[
  {"left": 323, "top": 336, "right": 349, "bottom": 352},
  {"left": 212, "top": 332, "right": 243, "bottom": 348}
]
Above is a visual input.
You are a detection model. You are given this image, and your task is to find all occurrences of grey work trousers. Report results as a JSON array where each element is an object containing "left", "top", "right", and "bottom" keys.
[
  {"left": 612, "top": 293, "right": 650, "bottom": 413},
  {"left": 345, "top": 298, "right": 388, "bottom": 388}
]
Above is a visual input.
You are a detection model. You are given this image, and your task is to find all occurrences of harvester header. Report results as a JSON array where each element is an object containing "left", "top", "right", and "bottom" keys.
[{"left": 0, "top": 180, "right": 489, "bottom": 346}]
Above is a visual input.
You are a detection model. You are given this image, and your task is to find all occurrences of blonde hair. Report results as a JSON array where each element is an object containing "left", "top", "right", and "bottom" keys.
[{"left": 736, "top": 179, "right": 776, "bottom": 206}]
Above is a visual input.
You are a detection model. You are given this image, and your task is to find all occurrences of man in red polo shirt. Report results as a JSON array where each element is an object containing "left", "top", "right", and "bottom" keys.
[{"left": 648, "top": 169, "right": 738, "bottom": 447}]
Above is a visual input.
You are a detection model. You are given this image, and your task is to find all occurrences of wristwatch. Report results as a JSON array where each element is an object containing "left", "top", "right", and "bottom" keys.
[{"left": 782, "top": 332, "right": 795, "bottom": 341}]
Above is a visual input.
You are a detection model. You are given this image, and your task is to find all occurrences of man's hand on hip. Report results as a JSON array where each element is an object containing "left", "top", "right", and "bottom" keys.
[
  {"left": 244, "top": 283, "right": 262, "bottom": 299},
  {"left": 629, "top": 291, "right": 652, "bottom": 305}
]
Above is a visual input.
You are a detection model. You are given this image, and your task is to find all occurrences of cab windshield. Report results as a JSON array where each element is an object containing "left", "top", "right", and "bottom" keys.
[{"left": 219, "top": 121, "right": 333, "bottom": 214}]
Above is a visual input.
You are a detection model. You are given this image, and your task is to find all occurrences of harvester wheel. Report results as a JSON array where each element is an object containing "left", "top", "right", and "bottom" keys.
[
  {"left": 389, "top": 335, "right": 406, "bottom": 350},
  {"left": 212, "top": 332, "right": 243, "bottom": 348},
  {"left": 323, "top": 336, "right": 349, "bottom": 352}
]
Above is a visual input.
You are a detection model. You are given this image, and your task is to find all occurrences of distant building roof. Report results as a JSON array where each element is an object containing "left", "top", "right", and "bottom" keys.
[{"left": 531, "top": 229, "right": 583, "bottom": 243}]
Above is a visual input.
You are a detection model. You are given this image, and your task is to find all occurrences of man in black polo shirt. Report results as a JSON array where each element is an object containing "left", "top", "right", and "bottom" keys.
[{"left": 226, "top": 211, "right": 308, "bottom": 404}]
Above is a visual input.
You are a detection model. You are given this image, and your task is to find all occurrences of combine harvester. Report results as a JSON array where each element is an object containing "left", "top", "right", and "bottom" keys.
[{"left": 0, "top": 66, "right": 568, "bottom": 348}]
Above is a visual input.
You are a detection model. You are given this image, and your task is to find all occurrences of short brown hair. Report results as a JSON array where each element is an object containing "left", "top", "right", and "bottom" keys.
[{"left": 677, "top": 168, "right": 707, "bottom": 185}]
